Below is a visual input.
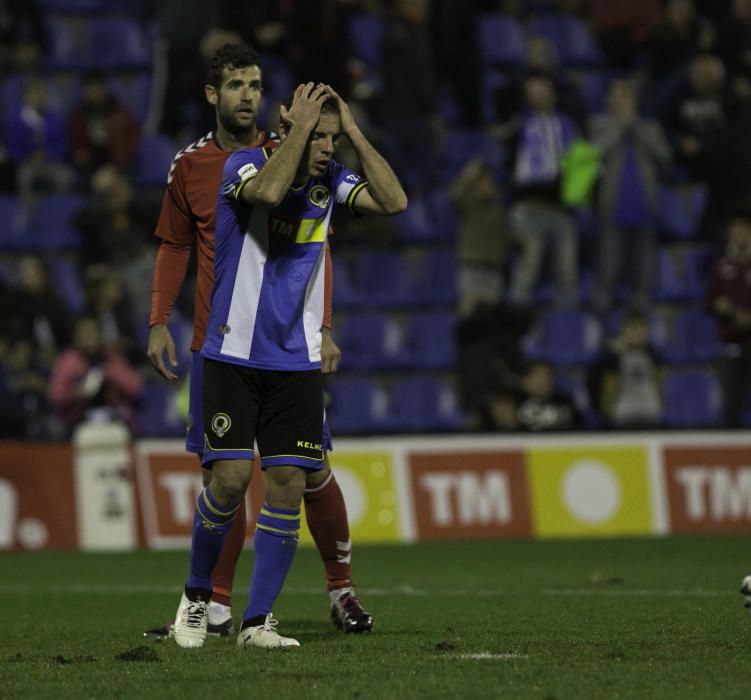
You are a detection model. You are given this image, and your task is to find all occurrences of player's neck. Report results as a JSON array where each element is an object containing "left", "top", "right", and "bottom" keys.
[{"left": 214, "top": 124, "right": 260, "bottom": 152}]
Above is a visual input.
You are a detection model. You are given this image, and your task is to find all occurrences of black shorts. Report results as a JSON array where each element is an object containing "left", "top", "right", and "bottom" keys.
[{"left": 201, "top": 359, "right": 324, "bottom": 471}]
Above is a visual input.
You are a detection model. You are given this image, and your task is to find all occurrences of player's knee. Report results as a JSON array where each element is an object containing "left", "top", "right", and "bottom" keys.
[
  {"left": 210, "top": 460, "right": 252, "bottom": 506},
  {"left": 305, "top": 464, "right": 331, "bottom": 490},
  {"left": 265, "top": 466, "right": 306, "bottom": 509}
]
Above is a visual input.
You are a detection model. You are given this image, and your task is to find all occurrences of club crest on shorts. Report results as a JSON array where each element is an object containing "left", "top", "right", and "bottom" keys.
[
  {"left": 211, "top": 412, "right": 231, "bottom": 437},
  {"left": 308, "top": 185, "right": 330, "bottom": 208}
]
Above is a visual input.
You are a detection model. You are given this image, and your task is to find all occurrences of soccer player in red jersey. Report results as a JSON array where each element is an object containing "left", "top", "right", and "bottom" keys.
[{"left": 145, "top": 43, "right": 372, "bottom": 636}]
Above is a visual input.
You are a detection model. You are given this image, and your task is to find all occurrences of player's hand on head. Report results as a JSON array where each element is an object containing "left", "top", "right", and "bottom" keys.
[
  {"left": 147, "top": 323, "right": 179, "bottom": 381},
  {"left": 323, "top": 85, "right": 357, "bottom": 135},
  {"left": 282, "top": 82, "right": 330, "bottom": 132}
]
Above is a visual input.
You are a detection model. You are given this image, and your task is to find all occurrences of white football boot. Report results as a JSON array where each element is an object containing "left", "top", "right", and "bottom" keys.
[
  {"left": 173, "top": 591, "right": 209, "bottom": 649},
  {"left": 236, "top": 613, "right": 300, "bottom": 649},
  {"left": 741, "top": 575, "right": 751, "bottom": 614}
]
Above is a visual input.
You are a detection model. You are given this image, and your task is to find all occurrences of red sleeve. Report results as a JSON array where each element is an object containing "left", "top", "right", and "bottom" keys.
[
  {"left": 149, "top": 158, "right": 195, "bottom": 327},
  {"left": 323, "top": 238, "right": 333, "bottom": 329}
]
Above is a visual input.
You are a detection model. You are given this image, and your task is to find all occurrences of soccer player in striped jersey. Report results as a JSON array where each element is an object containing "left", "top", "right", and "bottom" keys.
[
  {"left": 171, "top": 82, "right": 406, "bottom": 649},
  {"left": 146, "top": 44, "right": 374, "bottom": 641}
]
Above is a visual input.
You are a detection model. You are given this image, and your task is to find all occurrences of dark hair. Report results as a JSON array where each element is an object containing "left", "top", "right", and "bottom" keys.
[
  {"left": 207, "top": 43, "right": 262, "bottom": 88},
  {"left": 281, "top": 89, "right": 338, "bottom": 115}
]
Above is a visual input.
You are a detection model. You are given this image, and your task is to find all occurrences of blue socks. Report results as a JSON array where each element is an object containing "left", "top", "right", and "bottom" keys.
[
  {"left": 243, "top": 503, "right": 300, "bottom": 623},
  {"left": 186, "top": 486, "right": 240, "bottom": 591}
]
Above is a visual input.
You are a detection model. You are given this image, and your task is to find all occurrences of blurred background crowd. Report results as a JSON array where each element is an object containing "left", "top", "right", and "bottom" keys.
[{"left": 0, "top": 0, "right": 750, "bottom": 440}]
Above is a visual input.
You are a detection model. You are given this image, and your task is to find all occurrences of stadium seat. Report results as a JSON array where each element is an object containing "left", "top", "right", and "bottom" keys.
[
  {"left": 660, "top": 308, "right": 723, "bottom": 364},
  {"left": 0, "top": 195, "right": 29, "bottom": 250},
  {"left": 425, "top": 188, "right": 458, "bottom": 242},
  {"left": 386, "top": 377, "right": 463, "bottom": 432},
  {"left": 576, "top": 69, "right": 610, "bottom": 114},
  {"left": 439, "top": 128, "right": 505, "bottom": 182},
  {"left": 525, "top": 309, "right": 602, "bottom": 366},
  {"left": 44, "top": 14, "right": 96, "bottom": 71},
  {"left": 49, "top": 257, "right": 86, "bottom": 315},
  {"left": 93, "top": 17, "right": 152, "bottom": 70},
  {"left": 28, "top": 193, "right": 83, "bottom": 250},
  {"left": 110, "top": 72, "right": 153, "bottom": 124},
  {"left": 327, "top": 377, "right": 389, "bottom": 434},
  {"left": 393, "top": 194, "right": 436, "bottom": 244},
  {"left": 477, "top": 14, "right": 527, "bottom": 67},
  {"left": 406, "top": 312, "right": 456, "bottom": 369},
  {"left": 654, "top": 245, "right": 709, "bottom": 302},
  {"left": 355, "top": 251, "right": 421, "bottom": 307},
  {"left": 337, "top": 314, "right": 409, "bottom": 370},
  {"left": 133, "top": 133, "right": 175, "bottom": 187},
  {"left": 38, "top": 0, "right": 108, "bottom": 10},
  {"left": 416, "top": 249, "right": 457, "bottom": 306},
  {"left": 657, "top": 185, "right": 707, "bottom": 240},
  {"left": 529, "top": 14, "right": 602, "bottom": 66},
  {"left": 331, "top": 256, "right": 361, "bottom": 309},
  {"left": 481, "top": 69, "right": 507, "bottom": 123},
  {"left": 663, "top": 369, "right": 722, "bottom": 427},
  {"left": 138, "top": 381, "right": 186, "bottom": 437},
  {"left": 348, "top": 13, "right": 383, "bottom": 67}
]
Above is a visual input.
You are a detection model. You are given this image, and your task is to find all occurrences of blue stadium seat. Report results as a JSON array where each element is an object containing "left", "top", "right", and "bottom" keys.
[
  {"left": 657, "top": 185, "right": 707, "bottom": 240},
  {"left": 425, "top": 188, "right": 458, "bottom": 241},
  {"left": 525, "top": 309, "right": 602, "bottom": 366},
  {"left": 529, "top": 14, "right": 602, "bottom": 66},
  {"left": 348, "top": 13, "right": 383, "bottom": 67},
  {"left": 663, "top": 369, "right": 722, "bottom": 427},
  {"left": 331, "top": 256, "right": 361, "bottom": 309},
  {"left": 654, "top": 245, "right": 709, "bottom": 302},
  {"left": 44, "top": 15, "right": 96, "bottom": 71},
  {"left": 93, "top": 17, "right": 152, "bottom": 70},
  {"left": 661, "top": 308, "right": 723, "bottom": 364},
  {"left": 439, "top": 128, "right": 505, "bottom": 182},
  {"left": 393, "top": 194, "right": 436, "bottom": 244},
  {"left": 49, "top": 257, "right": 86, "bottom": 314},
  {"left": 481, "top": 69, "right": 507, "bottom": 123},
  {"left": 0, "top": 196, "right": 29, "bottom": 250},
  {"left": 355, "top": 251, "right": 421, "bottom": 307},
  {"left": 38, "top": 0, "right": 108, "bottom": 10},
  {"left": 133, "top": 133, "right": 175, "bottom": 187},
  {"left": 28, "top": 193, "right": 83, "bottom": 250},
  {"left": 406, "top": 312, "right": 456, "bottom": 369},
  {"left": 327, "top": 377, "right": 389, "bottom": 434},
  {"left": 477, "top": 14, "right": 527, "bottom": 67},
  {"left": 386, "top": 377, "right": 463, "bottom": 432},
  {"left": 138, "top": 381, "right": 185, "bottom": 438},
  {"left": 576, "top": 69, "right": 610, "bottom": 114},
  {"left": 416, "top": 249, "right": 457, "bottom": 306},
  {"left": 338, "top": 314, "right": 409, "bottom": 370},
  {"left": 110, "top": 72, "right": 153, "bottom": 124}
]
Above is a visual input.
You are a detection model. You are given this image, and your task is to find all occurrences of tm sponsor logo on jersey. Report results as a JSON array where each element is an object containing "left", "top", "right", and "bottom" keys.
[{"left": 269, "top": 214, "right": 297, "bottom": 238}]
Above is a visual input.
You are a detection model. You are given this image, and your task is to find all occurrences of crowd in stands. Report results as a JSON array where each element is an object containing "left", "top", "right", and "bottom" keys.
[{"left": 0, "top": 0, "right": 750, "bottom": 439}]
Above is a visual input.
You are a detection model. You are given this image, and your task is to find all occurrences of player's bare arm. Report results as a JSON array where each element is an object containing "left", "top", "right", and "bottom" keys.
[
  {"left": 321, "top": 327, "right": 341, "bottom": 375},
  {"left": 326, "top": 86, "right": 408, "bottom": 216},
  {"left": 239, "top": 83, "right": 329, "bottom": 207}
]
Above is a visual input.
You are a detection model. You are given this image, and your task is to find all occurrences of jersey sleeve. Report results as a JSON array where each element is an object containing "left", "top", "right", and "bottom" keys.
[
  {"left": 154, "top": 152, "right": 195, "bottom": 245},
  {"left": 330, "top": 160, "right": 368, "bottom": 213},
  {"left": 221, "top": 148, "right": 269, "bottom": 202}
]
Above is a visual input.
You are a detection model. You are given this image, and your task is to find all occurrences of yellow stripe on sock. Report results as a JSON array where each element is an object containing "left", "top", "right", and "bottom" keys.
[
  {"left": 256, "top": 523, "right": 299, "bottom": 538},
  {"left": 201, "top": 489, "right": 240, "bottom": 518},
  {"left": 260, "top": 507, "right": 300, "bottom": 522}
]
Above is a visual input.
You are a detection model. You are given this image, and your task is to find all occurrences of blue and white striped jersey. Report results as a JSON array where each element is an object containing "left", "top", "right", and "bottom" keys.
[{"left": 201, "top": 146, "right": 367, "bottom": 371}]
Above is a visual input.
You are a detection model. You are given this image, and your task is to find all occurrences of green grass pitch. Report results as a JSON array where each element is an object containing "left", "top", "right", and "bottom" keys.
[{"left": 1, "top": 535, "right": 749, "bottom": 699}]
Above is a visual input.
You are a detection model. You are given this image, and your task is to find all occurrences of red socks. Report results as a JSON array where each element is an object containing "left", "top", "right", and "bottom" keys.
[
  {"left": 304, "top": 472, "right": 353, "bottom": 591},
  {"left": 211, "top": 498, "right": 247, "bottom": 606}
]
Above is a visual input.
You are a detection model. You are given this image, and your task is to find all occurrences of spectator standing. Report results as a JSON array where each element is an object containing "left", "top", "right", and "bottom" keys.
[
  {"left": 507, "top": 74, "right": 579, "bottom": 307},
  {"left": 588, "top": 310, "right": 664, "bottom": 428},
  {"left": 47, "top": 316, "right": 144, "bottom": 434},
  {"left": 706, "top": 211, "right": 751, "bottom": 427},
  {"left": 4, "top": 78, "right": 75, "bottom": 201},
  {"left": 67, "top": 72, "right": 140, "bottom": 177},
  {"left": 589, "top": 80, "right": 671, "bottom": 312},
  {"left": 449, "top": 158, "right": 508, "bottom": 317},
  {"left": 655, "top": 53, "right": 726, "bottom": 181}
]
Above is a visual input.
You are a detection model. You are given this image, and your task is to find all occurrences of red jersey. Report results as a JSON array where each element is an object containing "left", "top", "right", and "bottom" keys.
[{"left": 149, "top": 130, "right": 334, "bottom": 351}]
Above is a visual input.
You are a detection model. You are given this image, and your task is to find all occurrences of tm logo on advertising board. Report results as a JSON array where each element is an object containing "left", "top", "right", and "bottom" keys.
[
  {"left": 664, "top": 447, "right": 751, "bottom": 532},
  {"left": 527, "top": 447, "right": 653, "bottom": 537}
]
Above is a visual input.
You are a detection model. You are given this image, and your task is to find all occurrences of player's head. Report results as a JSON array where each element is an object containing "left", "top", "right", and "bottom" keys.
[
  {"left": 205, "top": 43, "right": 263, "bottom": 136},
  {"left": 279, "top": 90, "right": 341, "bottom": 180}
]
